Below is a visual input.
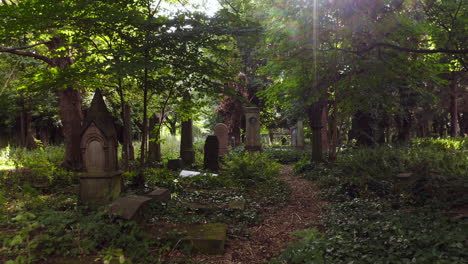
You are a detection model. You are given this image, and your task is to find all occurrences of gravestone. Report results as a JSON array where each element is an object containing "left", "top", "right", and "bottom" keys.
[
  {"left": 214, "top": 123, "right": 229, "bottom": 156},
  {"left": 204, "top": 135, "right": 219, "bottom": 171},
  {"left": 167, "top": 158, "right": 184, "bottom": 170},
  {"left": 296, "top": 120, "right": 305, "bottom": 150},
  {"left": 80, "top": 89, "right": 122, "bottom": 204},
  {"left": 244, "top": 107, "right": 262, "bottom": 151},
  {"left": 180, "top": 119, "right": 195, "bottom": 166},
  {"left": 148, "top": 114, "right": 162, "bottom": 165}
]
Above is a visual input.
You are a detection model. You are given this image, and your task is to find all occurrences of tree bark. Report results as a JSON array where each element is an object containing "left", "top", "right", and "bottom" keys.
[
  {"left": 450, "top": 72, "right": 459, "bottom": 137},
  {"left": 57, "top": 86, "right": 83, "bottom": 170}
]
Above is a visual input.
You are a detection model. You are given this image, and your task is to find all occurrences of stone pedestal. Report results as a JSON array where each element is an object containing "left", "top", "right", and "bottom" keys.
[
  {"left": 244, "top": 107, "right": 262, "bottom": 152},
  {"left": 214, "top": 123, "right": 229, "bottom": 156},
  {"left": 180, "top": 119, "right": 195, "bottom": 166},
  {"left": 80, "top": 172, "right": 122, "bottom": 205}
]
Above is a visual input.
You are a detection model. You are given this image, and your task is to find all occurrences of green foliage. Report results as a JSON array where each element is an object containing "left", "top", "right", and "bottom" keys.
[
  {"left": 0, "top": 145, "right": 75, "bottom": 188},
  {"left": 1, "top": 208, "right": 152, "bottom": 263},
  {"left": 223, "top": 150, "right": 281, "bottom": 187},
  {"left": 275, "top": 138, "right": 468, "bottom": 263},
  {"left": 300, "top": 138, "right": 467, "bottom": 206},
  {"left": 273, "top": 200, "right": 468, "bottom": 264}
]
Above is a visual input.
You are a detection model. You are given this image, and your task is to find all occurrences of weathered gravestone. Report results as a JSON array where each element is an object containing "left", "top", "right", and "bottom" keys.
[
  {"left": 204, "top": 135, "right": 219, "bottom": 171},
  {"left": 180, "top": 119, "right": 195, "bottom": 166},
  {"left": 80, "top": 89, "right": 122, "bottom": 204},
  {"left": 244, "top": 107, "right": 262, "bottom": 151},
  {"left": 214, "top": 123, "right": 229, "bottom": 156}
]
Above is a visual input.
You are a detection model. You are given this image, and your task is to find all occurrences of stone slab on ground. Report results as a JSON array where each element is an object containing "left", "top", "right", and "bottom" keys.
[
  {"left": 146, "top": 188, "right": 171, "bottom": 201},
  {"left": 183, "top": 223, "right": 227, "bottom": 255},
  {"left": 110, "top": 195, "right": 152, "bottom": 221},
  {"left": 179, "top": 170, "right": 218, "bottom": 178}
]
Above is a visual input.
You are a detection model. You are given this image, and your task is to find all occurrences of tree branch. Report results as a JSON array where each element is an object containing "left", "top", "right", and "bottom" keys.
[
  {"left": 0, "top": 42, "right": 53, "bottom": 65},
  {"left": 0, "top": 49, "right": 53, "bottom": 65}
]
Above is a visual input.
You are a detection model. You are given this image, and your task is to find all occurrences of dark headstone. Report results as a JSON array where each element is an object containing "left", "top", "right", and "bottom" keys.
[
  {"left": 180, "top": 119, "right": 195, "bottom": 166},
  {"left": 204, "top": 135, "right": 219, "bottom": 171},
  {"left": 167, "top": 158, "right": 184, "bottom": 170}
]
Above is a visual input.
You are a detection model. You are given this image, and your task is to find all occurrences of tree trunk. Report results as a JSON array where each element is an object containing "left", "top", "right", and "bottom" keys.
[
  {"left": 25, "top": 103, "right": 37, "bottom": 149},
  {"left": 57, "top": 86, "right": 83, "bottom": 170},
  {"left": 148, "top": 114, "right": 162, "bottom": 165},
  {"left": 307, "top": 101, "right": 326, "bottom": 162},
  {"left": 328, "top": 101, "right": 338, "bottom": 161},
  {"left": 122, "top": 103, "right": 133, "bottom": 170},
  {"left": 450, "top": 72, "right": 459, "bottom": 137}
]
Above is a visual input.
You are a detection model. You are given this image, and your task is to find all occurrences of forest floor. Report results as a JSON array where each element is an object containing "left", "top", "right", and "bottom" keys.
[{"left": 191, "top": 165, "right": 325, "bottom": 264}]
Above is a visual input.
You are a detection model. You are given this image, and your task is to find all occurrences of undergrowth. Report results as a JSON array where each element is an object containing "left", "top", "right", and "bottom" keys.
[{"left": 273, "top": 138, "right": 468, "bottom": 264}]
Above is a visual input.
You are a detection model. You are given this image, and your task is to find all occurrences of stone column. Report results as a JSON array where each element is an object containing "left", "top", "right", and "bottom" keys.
[
  {"left": 148, "top": 114, "right": 162, "bottom": 165},
  {"left": 244, "top": 107, "right": 262, "bottom": 152},
  {"left": 296, "top": 120, "right": 305, "bottom": 150},
  {"left": 291, "top": 127, "right": 297, "bottom": 147},
  {"left": 180, "top": 119, "right": 195, "bottom": 166}
]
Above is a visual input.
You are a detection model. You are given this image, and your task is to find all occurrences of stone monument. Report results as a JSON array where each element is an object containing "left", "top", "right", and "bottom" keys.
[
  {"left": 214, "top": 123, "right": 229, "bottom": 156},
  {"left": 296, "top": 120, "right": 305, "bottom": 150},
  {"left": 180, "top": 119, "right": 195, "bottom": 166},
  {"left": 80, "top": 89, "right": 122, "bottom": 204},
  {"left": 244, "top": 107, "right": 262, "bottom": 151},
  {"left": 204, "top": 135, "right": 219, "bottom": 171}
]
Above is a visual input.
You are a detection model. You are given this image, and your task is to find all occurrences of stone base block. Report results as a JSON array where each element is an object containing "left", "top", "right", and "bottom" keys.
[
  {"left": 79, "top": 172, "right": 122, "bottom": 205},
  {"left": 183, "top": 223, "right": 227, "bottom": 255}
]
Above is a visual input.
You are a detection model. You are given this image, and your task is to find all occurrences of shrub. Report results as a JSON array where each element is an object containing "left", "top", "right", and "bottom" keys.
[
  {"left": 264, "top": 147, "right": 304, "bottom": 164},
  {"left": 223, "top": 151, "right": 280, "bottom": 187}
]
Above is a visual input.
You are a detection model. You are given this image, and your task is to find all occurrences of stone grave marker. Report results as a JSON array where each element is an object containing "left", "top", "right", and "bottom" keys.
[
  {"left": 180, "top": 119, "right": 195, "bottom": 166},
  {"left": 244, "top": 107, "right": 262, "bottom": 151},
  {"left": 214, "top": 123, "right": 229, "bottom": 156},
  {"left": 167, "top": 158, "right": 184, "bottom": 170},
  {"left": 79, "top": 89, "right": 122, "bottom": 204},
  {"left": 204, "top": 135, "right": 219, "bottom": 171}
]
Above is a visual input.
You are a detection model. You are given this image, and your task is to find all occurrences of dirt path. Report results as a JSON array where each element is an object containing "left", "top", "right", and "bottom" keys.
[{"left": 193, "top": 165, "right": 325, "bottom": 264}]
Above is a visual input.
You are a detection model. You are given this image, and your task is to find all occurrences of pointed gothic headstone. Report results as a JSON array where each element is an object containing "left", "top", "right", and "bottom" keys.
[{"left": 80, "top": 89, "right": 122, "bottom": 204}]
